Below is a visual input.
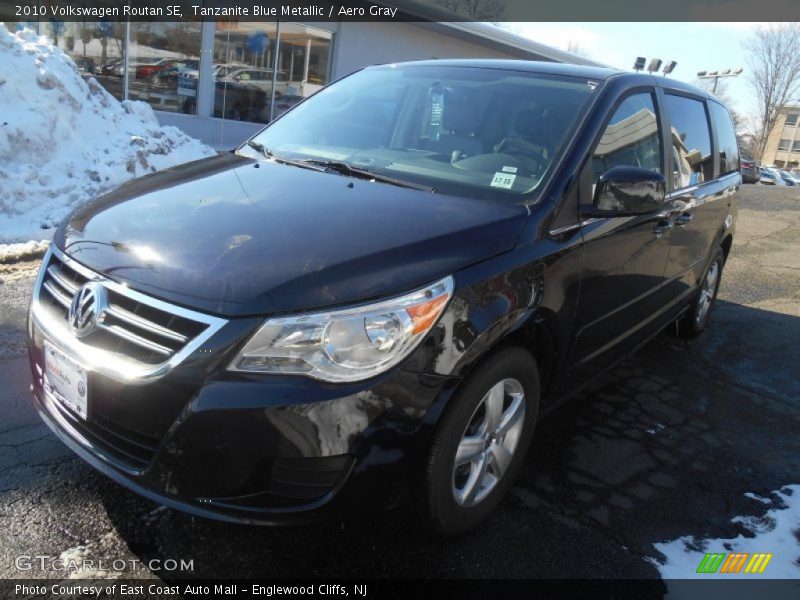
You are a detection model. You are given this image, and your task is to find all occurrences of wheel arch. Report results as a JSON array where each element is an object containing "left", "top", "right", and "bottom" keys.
[
  {"left": 418, "top": 306, "right": 561, "bottom": 441},
  {"left": 720, "top": 233, "right": 734, "bottom": 263},
  {"left": 490, "top": 312, "right": 558, "bottom": 400},
  {"left": 449, "top": 307, "right": 560, "bottom": 403}
]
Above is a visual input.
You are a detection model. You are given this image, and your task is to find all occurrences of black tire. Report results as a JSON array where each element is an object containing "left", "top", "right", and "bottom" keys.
[
  {"left": 677, "top": 247, "right": 725, "bottom": 338},
  {"left": 418, "top": 347, "right": 540, "bottom": 536}
]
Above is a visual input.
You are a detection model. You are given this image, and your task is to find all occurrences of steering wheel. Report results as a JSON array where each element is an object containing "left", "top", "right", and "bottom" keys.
[{"left": 495, "top": 137, "right": 549, "bottom": 172}]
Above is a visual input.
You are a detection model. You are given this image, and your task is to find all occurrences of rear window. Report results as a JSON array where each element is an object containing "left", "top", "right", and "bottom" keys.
[
  {"left": 663, "top": 94, "right": 713, "bottom": 189},
  {"left": 709, "top": 102, "right": 740, "bottom": 175}
]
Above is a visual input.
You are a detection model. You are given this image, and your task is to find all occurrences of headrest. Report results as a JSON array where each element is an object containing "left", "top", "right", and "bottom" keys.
[
  {"left": 514, "top": 108, "right": 545, "bottom": 138},
  {"left": 443, "top": 102, "right": 477, "bottom": 134}
]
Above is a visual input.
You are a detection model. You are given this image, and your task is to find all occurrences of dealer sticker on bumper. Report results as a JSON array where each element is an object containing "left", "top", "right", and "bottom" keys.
[{"left": 43, "top": 342, "right": 88, "bottom": 420}]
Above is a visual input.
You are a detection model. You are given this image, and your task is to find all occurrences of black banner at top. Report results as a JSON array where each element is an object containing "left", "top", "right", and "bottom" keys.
[{"left": 0, "top": 0, "right": 799, "bottom": 22}]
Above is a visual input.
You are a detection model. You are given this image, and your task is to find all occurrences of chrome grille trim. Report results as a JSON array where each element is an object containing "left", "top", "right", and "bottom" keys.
[
  {"left": 43, "top": 257, "right": 189, "bottom": 346},
  {"left": 31, "top": 245, "right": 228, "bottom": 384},
  {"left": 46, "top": 264, "right": 79, "bottom": 295},
  {"left": 42, "top": 252, "right": 198, "bottom": 346},
  {"left": 96, "top": 322, "right": 173, "bottom": 357},
  {"left": 42, "top": 279, "right": 72, "bottom": 308},
  {"left": 103, "top": 304, "right": 189, "bottom": 345}
]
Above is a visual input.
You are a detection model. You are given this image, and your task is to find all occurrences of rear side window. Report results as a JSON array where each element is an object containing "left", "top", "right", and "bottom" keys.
[
  {"left": 592, "top": 92, "right": 662, "bottom": 182},
  {"left": 663, "top": 94, "right": 713, "bottom": 189},
  {"left": 709, "top": 102, "right": 740, "bottom": 175}
]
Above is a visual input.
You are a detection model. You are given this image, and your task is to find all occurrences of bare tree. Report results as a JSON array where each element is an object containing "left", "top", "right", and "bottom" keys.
[
  {"left": 744, "top": 24, "right": 800, "bottom": 160},
  {"left": 696, "top": 79, "right": 759, "bottom": 157},
  {"left": 166, "top": 23, "right": 201, "bottom": 58},
  {"left": 81, "top": 23, "right": 92, "bottom": 57},
  {"left": 112, "top": 23, "right": 125, "bottom": 61},
  {"left": 435, "top": 0, "right": 506, "bottom": 21},
  {"left": 696, "top": 79, "right": 745, "bottom": 132},
  {"left": 566, "top": 40, "right": 589, "bottom": 58}
]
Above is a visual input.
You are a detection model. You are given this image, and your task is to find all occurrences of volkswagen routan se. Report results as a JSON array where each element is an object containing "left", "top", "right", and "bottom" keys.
[{"left": 28, "top": 60, "right": 739, "bottom": 535}]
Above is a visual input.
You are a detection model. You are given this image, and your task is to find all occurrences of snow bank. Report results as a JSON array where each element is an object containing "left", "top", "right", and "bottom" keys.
[
  {"left": 650, "top": 484, "right": 800, "bottom": 579},
  {"left": 0, "top": 23, "right": 215, "bottom": 245},
  {"left": 0, "top": 239, "right": 49, "bottom": 263}
]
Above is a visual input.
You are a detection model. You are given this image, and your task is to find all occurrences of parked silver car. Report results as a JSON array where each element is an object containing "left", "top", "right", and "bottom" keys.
[{"left": 760, "top": 167, "right": 786, "bottom": 185}]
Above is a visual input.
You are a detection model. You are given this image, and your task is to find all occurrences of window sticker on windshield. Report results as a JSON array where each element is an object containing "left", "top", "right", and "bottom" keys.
[
  {"left": 491, "top": 172, "right": 516, "bottom": 189},
  {"left": 426, "top": 82, "right": 444, "bottom": 142},
  {"left": 502, "top": 166, "right": 518, "bottom": 174}
]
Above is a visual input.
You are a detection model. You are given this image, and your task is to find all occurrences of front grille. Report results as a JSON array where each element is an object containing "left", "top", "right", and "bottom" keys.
[
  {"left": 38, "top": 252, "right": 209, "bottom": 366},
  {"left": 33, "top": 248, "right": 228, "bottom": 472},
  {"left": 47, "top": 393, "right": 160, "bottom": 472}
]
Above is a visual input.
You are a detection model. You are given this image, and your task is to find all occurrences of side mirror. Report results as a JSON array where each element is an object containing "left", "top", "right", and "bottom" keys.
[{"left": 583, "top": 166, "right": 666, "bottom": 217}]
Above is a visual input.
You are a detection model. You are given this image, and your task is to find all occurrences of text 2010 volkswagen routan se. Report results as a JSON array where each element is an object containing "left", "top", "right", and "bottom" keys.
[{"left": 28, "top": 60, "right": 739, "bottom": 535}]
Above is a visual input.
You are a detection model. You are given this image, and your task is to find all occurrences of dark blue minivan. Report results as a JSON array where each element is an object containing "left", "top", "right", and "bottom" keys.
[{"left": 29, "top": 60, "right": 739, "bottom": 535}]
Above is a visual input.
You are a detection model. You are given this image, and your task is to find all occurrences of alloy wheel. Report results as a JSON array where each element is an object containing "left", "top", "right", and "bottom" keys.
[
  {"left": 696, "top": 259, "right": 720, "bottom": 325},
  {"left": 452, "top": 378, "right": 526, "bottom": 507}
]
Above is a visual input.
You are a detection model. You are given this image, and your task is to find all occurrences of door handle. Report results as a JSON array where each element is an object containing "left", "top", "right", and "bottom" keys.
[
  {"left": 653, "top": 220, "right": 673, "bottom": 237},
  {"left": 676, "top": 212, "right": 694, "bottom": 227}
]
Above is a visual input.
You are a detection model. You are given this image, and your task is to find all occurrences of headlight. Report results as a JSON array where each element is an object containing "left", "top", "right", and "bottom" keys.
[{"left": 229, "top": 276, "right": 454, "bottom": 382}]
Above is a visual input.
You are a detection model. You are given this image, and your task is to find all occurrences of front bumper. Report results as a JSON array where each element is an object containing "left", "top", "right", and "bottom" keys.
[
  {"left": 27, "top": 251, "right": 457, "bottom": 524},
  {"left": 29, "top": 325, "right": 455, "bottom": 524}
]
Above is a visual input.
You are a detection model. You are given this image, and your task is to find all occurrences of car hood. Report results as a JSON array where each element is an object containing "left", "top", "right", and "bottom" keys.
[{"left": 56, "top": 154, "right": 528, "bottom": 316}]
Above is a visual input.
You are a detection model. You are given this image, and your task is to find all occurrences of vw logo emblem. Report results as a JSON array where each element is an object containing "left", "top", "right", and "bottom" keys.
[{"left": 68, "top": 282, "right": 107, "bottom": 337}]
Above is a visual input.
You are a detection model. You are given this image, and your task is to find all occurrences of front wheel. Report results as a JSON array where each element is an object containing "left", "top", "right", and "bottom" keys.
[
  {"left": 418, "top": 347, "right": 539, "bottom": 536},
  {"left": 677, "top": 247, "right": 724, "bottom": 338}
]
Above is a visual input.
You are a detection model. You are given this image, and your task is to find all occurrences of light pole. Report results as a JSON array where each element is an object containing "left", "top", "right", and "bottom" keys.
[
  {"left": 697, "top": 67, "right": 743, "bottom": 94},
  {"left": 632, "top": 57, "right": 677, "bottom": 76}
]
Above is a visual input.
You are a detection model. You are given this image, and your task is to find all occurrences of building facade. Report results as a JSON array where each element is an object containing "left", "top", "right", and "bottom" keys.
[
  {"left": 19, "top": 18, "right": 594, "bottom": 149},
  {"left": 762, "top": 105, "right": 800, "bottom": 169}
]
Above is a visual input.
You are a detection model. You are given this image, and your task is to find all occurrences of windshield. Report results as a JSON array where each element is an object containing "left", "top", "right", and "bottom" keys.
[{"left": 242, "top": 65, "right": 598, "bottom": 201}]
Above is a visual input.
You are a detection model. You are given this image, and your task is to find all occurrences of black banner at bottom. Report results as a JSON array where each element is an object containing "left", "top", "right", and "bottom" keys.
[{"left": 2, "top": 579, "right": 800, "bottom": 600}]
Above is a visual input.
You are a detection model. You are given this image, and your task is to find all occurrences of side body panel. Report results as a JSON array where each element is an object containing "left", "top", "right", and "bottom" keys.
[{"left": 416, "top": 75, "right": 736, "bottom": 408}]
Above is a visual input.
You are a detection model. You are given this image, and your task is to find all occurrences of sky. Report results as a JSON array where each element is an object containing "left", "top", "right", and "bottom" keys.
[{"left": 506, "top": 22, "right": 760, "bottom": 128}]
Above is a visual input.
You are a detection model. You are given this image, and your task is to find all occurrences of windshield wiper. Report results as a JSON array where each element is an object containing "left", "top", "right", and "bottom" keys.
[
  {"left": 246, "top": 140, "right": 272, "bottom": 158},
  {"left": 302, "top": 159, "right": 436, "bottom": 192},
  {"left": 245, "top": 141, "right": 326, "bottom": 172},
  {"left": 245, "top": 145, "right": 435, "bottom": 191}
]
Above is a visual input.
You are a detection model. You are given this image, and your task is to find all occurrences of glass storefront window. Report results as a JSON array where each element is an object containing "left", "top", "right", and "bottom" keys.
[
  {"left": 272, "top": 23, "right": 333, "bottom": 119},
  {"left": 41, "top": 20, "right": 126, "bottom": 101},
  {"left": 37, "top": 20, "right": 331, "bottom": 125},
  {"left": 213, "top": 22, "right": 332, "bottom": 124},
  {"left": 128, "top": 22, "right": 201, "bottom": 114}
]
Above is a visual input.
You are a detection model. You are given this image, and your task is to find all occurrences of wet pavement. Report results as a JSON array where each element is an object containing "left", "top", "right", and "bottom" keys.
[{"left": 0, "top": 185, "right": 798, "bottom": 581}]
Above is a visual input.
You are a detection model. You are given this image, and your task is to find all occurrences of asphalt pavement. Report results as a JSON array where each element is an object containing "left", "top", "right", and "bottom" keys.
[{"left": 0, "top": 184, "right": 798, "bottom": 582}]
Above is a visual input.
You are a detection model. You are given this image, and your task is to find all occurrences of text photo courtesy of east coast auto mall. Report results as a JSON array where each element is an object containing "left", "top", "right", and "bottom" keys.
[{"left": 0, "top": 0, "right": 799, "bottom": 598}]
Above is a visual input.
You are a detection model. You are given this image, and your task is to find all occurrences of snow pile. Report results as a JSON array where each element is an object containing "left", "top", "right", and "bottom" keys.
[
  {"left": 0, "top": 239, "right": 49, "bottom": 262},
  {"left": 0, "top": 23, "right": 215, "bottom": 245},
  {"left": 650, "top": 485, "right": 800, "bottom": 579}
]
